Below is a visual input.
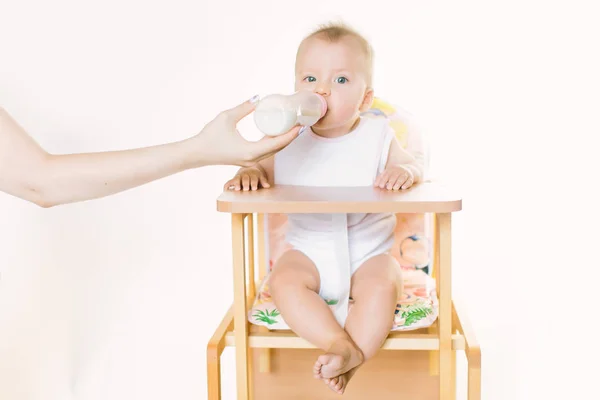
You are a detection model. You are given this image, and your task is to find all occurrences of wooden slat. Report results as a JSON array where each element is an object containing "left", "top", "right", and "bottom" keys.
[
  {"left": 232, "top": 214, "right": 250, "bottom": 400},
  {"left": 218, "top": 183, "right": 462, "bottom": 214},
  {"left": 225, "top": 330, "right": 465, "bottom": 351},
  {"left": 437, "top": 213, "right": 453, "bottom": 400}
]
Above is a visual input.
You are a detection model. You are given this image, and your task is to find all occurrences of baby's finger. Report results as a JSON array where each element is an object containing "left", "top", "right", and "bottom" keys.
[
  {"left": 376, "top": 172, "right": 390, "bottom": 188},
  {"left": 375, "top": 171, "right": 389, "bottom": 187},
  {"left": 259, "top": 175, "right": 271, "bottom": 189},
  {"left": 225, "top": 178, "right": 240, "bottom": 191},
  {"left": 250, "top": 174, "right": 259, "bottom": 191},
  {"left": 374, "top": 174, "right": 383, "bottom": 187},
  {"left": 241, "top": 174, "right": 250, "bottom": 191},
  {"left": 386, "top": 174, "right": 398, "bottom": 190},
  {"left": 392, "top": 176, "right": 405, "bottom": 190},
  {"left": 385, "top": 171, "right": 403, "bottom": 190},
  {"left": 401, "top": 176, "right": 414, "bottom": 190},
  {"left": 390, "top": 173, "right": 408, "bottom": 190}
]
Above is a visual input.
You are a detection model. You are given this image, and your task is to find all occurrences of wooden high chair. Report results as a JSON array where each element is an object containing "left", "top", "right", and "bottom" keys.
[{"left": 207, "top": 183, "right": 480, "bottom": 399}]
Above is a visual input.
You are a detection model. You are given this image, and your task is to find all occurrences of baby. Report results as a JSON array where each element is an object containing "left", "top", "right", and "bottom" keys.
[{"left": 224, "top": 22, "right": 424, "bottom": 394}]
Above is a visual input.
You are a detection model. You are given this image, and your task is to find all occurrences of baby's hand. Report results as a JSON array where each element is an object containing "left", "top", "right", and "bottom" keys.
[
  {"left": 375, "top": 165, "right": 414, "bottom": 191},
  {"left": 224, "top": 167, "right": 270, "bottom": 191}
]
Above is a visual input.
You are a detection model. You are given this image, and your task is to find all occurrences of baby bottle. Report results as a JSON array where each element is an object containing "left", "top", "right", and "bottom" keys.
[{"left": 253, "top": 90, "right": 327, "bottom": 136}]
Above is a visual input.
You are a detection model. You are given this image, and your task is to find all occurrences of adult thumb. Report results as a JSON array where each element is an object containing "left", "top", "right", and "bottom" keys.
[
  {"left": 258, "top": 126, "right": 301, "bottom": 153},
  {"left": 224, "top": 95, "right": 260, "bottom": 122}
]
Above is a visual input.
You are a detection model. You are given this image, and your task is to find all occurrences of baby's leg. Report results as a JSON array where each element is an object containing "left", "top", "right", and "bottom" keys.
[
  {"left": 269, "top": 250, "right": 363, "bottom": 379},
  {"left": 323, "top": 254, "right": 401, "bottom": 394}
]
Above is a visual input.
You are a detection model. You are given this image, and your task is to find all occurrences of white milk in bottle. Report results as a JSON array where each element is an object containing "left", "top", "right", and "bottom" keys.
[{"left": 254, "top": 91, "right": 327, "bottom": 136}]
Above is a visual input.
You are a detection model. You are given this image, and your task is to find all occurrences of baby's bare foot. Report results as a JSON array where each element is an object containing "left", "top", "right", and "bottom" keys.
[
  {"left": 323, "top": 368, "right": 357, "bottom": 394},
  {"left": 313, "top": 338, "right": 363, "bottom": 380}
]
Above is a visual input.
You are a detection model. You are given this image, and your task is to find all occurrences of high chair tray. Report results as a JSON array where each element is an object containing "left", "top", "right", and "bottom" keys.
[{"left": 217, "top": 182, "right": 462, "bottom": 214}]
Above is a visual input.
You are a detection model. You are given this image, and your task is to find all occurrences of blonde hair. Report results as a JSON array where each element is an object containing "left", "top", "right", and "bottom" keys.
[{"left": 298, "top": 21, "right": 374, "bottom": 86}]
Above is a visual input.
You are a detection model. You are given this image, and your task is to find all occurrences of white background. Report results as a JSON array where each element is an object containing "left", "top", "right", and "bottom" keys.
[{"left": 1, "top": 0, "right": 599, "bottom": 399}]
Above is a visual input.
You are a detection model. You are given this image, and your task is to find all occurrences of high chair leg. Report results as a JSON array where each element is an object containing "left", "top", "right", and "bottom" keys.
[
  {"left": 207, "top": 306, "right": 233, "bottom": 400},
  {"left": 453, "top": 300, "right": 482, "bottom": 400},
  {"left": 258, "top": 331, "right": 272, "bottom": 373},
  {"left": 206, "top": 346, "right": 221, "bottom": 400},
  {"left": 247, "top": 213, "right": 256, "bottom": 300},
  {"left": 259, "top": 348, "right": 272, "bottom": 373},
  {"left": 428, "top": 340, "right": 439, "bottom": 376},
  {"left": 248, "top": 349, "right": 254, "bottom": 400},
  {"left": 232, "top": 213, "right": 250, "bottom": 400},
  {"left": 429, "top": 212, "right": 440, "bottom": 377},
  {"left": 469, "top": 362, "right": 482, "bottom": 400},
  {"left": 450, "top": 347, "right": 457, "bottom": 400},
  {"left": 256, "top": 214, "right": 272, "bottom": 374},
  {"left": 437, "top": 213, "right": 453, "bottom": 400},
  {"left": 247, "top": 214, "right": 256, "bottom": 400}
]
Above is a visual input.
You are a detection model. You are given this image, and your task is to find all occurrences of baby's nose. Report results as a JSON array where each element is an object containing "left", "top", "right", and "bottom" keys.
[{"left": 315, "top": 84, "right": 330, "bottom": 96}]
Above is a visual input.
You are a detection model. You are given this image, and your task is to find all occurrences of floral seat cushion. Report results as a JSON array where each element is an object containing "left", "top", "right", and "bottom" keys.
[{"left": 249, "top": 267, "right": 438, "bottom": 332}]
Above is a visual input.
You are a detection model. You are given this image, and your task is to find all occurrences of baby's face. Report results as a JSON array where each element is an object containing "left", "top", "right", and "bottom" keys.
[{"left": 295, "top": 36, "right": 372, "bottom": 133}]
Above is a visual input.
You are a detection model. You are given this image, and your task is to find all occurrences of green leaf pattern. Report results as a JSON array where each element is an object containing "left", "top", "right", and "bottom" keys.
[
  {"left": 252, "top": 309, "right": 280, "bottom": 325},
  {"left": 398, "top": 303, "right": 432, "bottom": 327}
]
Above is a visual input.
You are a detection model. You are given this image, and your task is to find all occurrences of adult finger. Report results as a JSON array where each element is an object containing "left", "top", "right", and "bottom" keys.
[
  {"left": 248, "top": 126, "right": 301, "bottom": 162},
  {"left": 223, "top": 95, "right": 260, "bottom": 123}
]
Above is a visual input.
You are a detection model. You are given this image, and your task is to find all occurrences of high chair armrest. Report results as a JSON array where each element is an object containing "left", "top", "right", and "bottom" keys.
[{"left": 217, "top": 181, "right": 461, "bottom": 214}]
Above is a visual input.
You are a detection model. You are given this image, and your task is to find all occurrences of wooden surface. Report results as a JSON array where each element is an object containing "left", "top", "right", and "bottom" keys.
[
  {"left": 217, "top": 182, "right": 461, "bottom": 214},
  {"left": 251, "top": 348, "right": 439, "bottom": 399},
  {"left": 224, "top": 324, "right": 467, "bottom": 351}
]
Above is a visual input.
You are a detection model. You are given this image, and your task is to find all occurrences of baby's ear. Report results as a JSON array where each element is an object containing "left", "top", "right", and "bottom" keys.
[{"left": 360, "top": 88, "right": 375, "bottom": 112}]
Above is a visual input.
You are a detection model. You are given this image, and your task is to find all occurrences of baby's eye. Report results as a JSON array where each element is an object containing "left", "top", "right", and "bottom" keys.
[
  {"left": 336, "top": 77, "right": 348, "bottom": 84},
  {"left": 304, "top": 76, "right": 316, "bottom": 83}
]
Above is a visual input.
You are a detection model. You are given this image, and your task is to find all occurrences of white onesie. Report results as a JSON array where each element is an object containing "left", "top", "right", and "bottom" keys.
[{"left": 274, "top": 117, "right": 397, "bottom": 327}]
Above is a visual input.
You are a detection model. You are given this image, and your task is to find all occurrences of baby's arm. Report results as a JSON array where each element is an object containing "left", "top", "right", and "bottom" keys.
[
  {"left": 375, "top": 136, "right": 424, "bottom": 191},
  {"left": 223, "top": 155, "right": 274, "bottom": 191}
]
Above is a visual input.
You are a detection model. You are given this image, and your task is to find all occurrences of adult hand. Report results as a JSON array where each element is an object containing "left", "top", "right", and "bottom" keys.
[{"left": 189, "top": 96, "right": 300, "bottom": 167}]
